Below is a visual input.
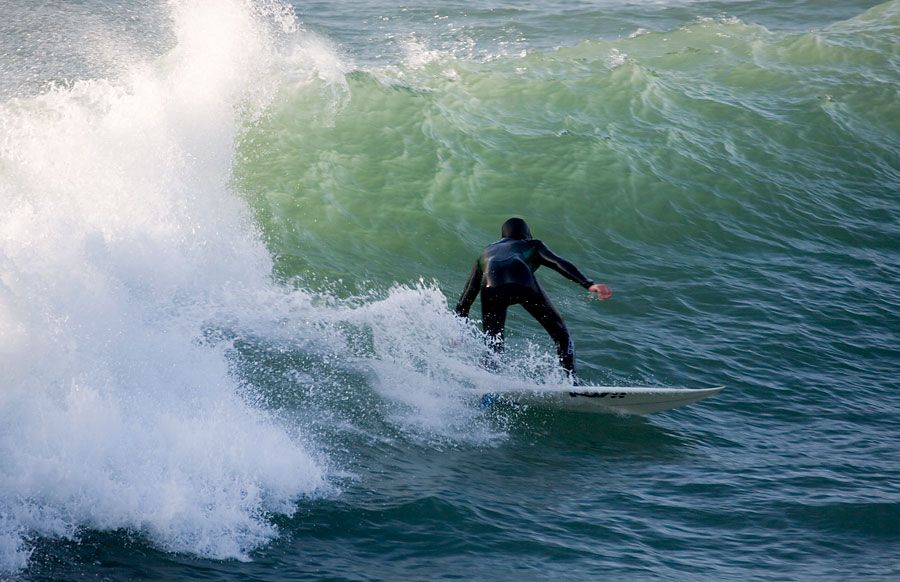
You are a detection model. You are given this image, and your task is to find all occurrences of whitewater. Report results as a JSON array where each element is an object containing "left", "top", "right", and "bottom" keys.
[{"left": 0, "top": 0, "right": 333, "bottom": 570}]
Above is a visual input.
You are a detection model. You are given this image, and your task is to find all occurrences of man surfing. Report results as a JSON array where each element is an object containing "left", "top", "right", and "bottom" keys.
[{"left": 454, "top": 217, "right": 612, "bottom": 382}]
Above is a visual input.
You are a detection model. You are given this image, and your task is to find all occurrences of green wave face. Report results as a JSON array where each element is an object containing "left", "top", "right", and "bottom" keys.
[{"left": 237, "top": 4, "right": 899, "bottom": 298}]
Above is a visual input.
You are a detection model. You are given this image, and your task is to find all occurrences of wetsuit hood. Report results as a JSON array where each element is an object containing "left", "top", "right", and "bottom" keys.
[{"left": 501, "top": 217, "right": 532, "bottom": 240}]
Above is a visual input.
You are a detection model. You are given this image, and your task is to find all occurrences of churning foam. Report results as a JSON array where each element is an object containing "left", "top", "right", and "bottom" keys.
[
  {"left": 330, "top": 282, "right": 565, "bottom": 445},
  {"left": 0, "top": 0, "right": 333, "bottom": 572}
]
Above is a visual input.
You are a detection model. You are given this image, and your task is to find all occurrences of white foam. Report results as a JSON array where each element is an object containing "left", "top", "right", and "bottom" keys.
[
  {"left": 403, "top": 35, "right": 444, "bottom": 69},
  {"left": 0, "top": 0, "right": 335, "bottom": 573},
  {"left": 608, "top": 48, "right": 628, "bottom": 68},
  {"left": 331, "top": 282, "right": 563, "bottom": 445},
  {"left": 629, "top": 28, "right": 651, "bottom": 39}
]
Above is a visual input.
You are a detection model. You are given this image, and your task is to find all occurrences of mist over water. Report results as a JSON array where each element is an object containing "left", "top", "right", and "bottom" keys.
[{"left": 2, "top": 0, "right": 899, "bottom": 579}]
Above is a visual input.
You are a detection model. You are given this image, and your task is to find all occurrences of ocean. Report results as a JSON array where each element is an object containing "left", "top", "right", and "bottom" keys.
[{"left": 1, "top": 0, "right": 898, "bottom": 579}]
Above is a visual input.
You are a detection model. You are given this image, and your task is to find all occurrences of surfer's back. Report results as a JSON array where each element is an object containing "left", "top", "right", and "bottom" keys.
[{"left": 481, "top": 238, "right": 540, "bottom": 289}]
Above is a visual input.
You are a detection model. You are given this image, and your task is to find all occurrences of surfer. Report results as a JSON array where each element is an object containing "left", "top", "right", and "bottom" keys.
[{"left": 454, "top": 217, "right": 612, "bottom": 381}]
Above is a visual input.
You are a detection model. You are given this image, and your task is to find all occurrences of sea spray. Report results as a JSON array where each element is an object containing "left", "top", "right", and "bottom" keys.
[
  {"left": 0, "top": 0, "right": 331, "bottom": 571},
  {"left": 236, "top": 280, "right": 553, "bottom": 447},
  {"left": 335, "top": 282, "right": 528, "bottom": 445}
]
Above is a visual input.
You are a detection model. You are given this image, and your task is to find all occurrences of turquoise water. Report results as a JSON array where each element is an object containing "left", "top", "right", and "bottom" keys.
[{"left": 1, "top": 0, "right": 898, "bottom": 579}]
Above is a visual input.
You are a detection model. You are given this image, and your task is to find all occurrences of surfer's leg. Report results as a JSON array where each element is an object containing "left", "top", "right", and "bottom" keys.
[
  {"left": 480, "top": 288, "right": 508, "bottom": 353},
  {"left": 521, "top": 290, "right": 576, "bottom": 378}
]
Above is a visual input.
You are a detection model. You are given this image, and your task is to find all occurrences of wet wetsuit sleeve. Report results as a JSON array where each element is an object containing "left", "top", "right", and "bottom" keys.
[
  {"left": 454, "top": 260, "right": 483, "bottom": 317},
  {"left": 535, "top": 242, "right": 594, "bottom": 289}
]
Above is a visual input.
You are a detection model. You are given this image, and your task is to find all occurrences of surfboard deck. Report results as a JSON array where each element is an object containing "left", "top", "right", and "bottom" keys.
[{"left": 475, "top": 385, "right": 723, "bottom": 415}]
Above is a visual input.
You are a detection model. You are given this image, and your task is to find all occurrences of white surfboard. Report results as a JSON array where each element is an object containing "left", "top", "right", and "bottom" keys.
[{"left": 476, "top": 385, "right": 723, "bottom": 415}]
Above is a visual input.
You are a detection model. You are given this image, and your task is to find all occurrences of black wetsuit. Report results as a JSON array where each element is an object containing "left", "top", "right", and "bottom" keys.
[{"left": 454, "top": 224, "right": 593, "bottom": 377}]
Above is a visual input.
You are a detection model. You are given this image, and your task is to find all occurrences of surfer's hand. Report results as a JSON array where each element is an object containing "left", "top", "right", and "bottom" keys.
[{"left": 588, "top": 283, "right": 612, "bottom": 300}]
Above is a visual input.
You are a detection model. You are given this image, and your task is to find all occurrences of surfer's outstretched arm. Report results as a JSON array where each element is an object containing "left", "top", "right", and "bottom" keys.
[
  {"left": 534, "top": 242, "right": 593, "bottom": 287},
  {"left": 535, "top": 242, "right": 612, "bottom": 300},
  {"left": 454, "top": 261, "right": 483, "bottom": 317}
]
